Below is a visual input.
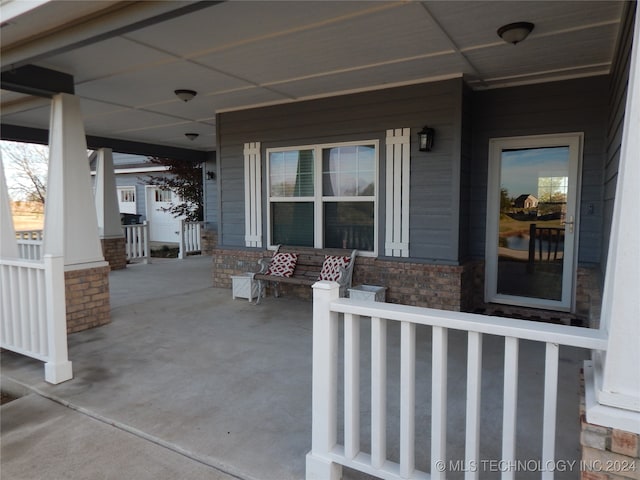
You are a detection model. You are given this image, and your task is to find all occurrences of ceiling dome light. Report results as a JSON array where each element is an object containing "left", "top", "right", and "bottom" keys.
[
  {"left": 497, "top": 22, "right": 534, "bottom": 45},
  {"left": 174, "top": 89, "right": 197, "bottom": 102},
  {"left": 185, "top": 133, "right": 199, "bottom": 141}
]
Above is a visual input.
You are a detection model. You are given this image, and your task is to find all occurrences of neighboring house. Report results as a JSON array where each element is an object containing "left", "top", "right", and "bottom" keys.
[
  {"left": 513, "top": 194, "right": 538, "bottom": 210},
  {"left": 90, "top": 153, "right": 182, "bottom": 243}
]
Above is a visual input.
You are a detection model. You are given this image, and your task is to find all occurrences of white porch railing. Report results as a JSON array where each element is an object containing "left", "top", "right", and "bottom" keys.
[
  {"left": 178, "top": 220, "right": 203, "bottom": 259},
  {"left": 123, "top": 221, "right": 150, "bottom": 263},
  {"left": 15, "top": 229, "right": 44, "bottom": 261},
  {"left": 0, "top": 255, "right": 73, "bottom": 384},
  {"left": 306, "top": 282, "right": 608, "bottom": 480}
]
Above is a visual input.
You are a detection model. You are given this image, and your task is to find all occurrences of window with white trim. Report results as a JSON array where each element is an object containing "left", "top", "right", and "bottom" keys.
[
  {"left": 119, "top": 187, "right": 135, "bottom": 203},
  {"left": 117, "top": 186, "right": 136, "bottom": 214},
  {"left": 267, "top": 141, "right": 377, "bottom": 253},
  {"left": 154, "top": 188, "right": 172, "bottom": 203}
]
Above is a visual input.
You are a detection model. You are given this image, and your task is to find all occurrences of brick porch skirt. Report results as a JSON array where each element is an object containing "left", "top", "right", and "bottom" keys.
[
  {"left": 212, "top": 248, "right": 470, "bottom": 311},
  {"left": 212, "top": 248, "right": 603, "bottom": 323}
]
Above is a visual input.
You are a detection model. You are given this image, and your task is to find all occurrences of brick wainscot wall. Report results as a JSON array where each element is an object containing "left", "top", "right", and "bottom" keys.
[
  {"left": 212, "top": 248, "right": 472, "bottom": 311},
  {"left": 213, "top": 249, "right": 604, "bottom": 324}
]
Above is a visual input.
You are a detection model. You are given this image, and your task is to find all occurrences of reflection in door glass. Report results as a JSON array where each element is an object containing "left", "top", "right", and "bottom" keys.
[{"left": 497, "top": 147, "right": 569, "bottom": 301}]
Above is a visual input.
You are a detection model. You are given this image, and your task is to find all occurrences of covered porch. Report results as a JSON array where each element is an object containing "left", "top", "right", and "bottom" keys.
[
  {"left": 1, "top": 2, "right": 639, "bottom": 479},
  {"left": 2, "top": 256, "right": 591, "bottom": 480}
]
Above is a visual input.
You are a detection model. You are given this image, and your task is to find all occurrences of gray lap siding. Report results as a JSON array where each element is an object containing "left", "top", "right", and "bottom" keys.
[{"left": 217, "top": 78, "right": 465, "bottom": 263}]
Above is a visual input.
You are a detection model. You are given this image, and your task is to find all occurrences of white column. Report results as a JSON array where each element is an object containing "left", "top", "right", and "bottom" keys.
[
  {"left": 94, "top": 148, "right": 123, "bottom": 239},
  {"left": 43, "top": 93, "right": 105, "bottom": 266},
  {"left": 0, "top": 154, "right": 19, "bottom": 258},
  {"left": 588, "top": 7, "right": 640, "bottom": 432}
]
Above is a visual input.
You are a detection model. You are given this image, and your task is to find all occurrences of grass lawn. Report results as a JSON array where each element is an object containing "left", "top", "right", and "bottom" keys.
[
  {"left": 11, "top": 202, "right": 44, "bottom": 231},
  {"left": 499, "top": 214, "right": 562, "bottom": 236}
]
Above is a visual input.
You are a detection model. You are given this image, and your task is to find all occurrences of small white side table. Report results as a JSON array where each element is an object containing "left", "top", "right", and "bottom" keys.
[{"left": 231, "top": 273, "right": 259, "bottom": 302}]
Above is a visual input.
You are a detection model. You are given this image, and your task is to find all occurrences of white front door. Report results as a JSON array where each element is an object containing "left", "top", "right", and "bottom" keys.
[
  {"left": 485, "top": 133, "right": 583, "bottom": 311},
  {"left": 145, "top": 186, "right": 181, "bottom": 243}
]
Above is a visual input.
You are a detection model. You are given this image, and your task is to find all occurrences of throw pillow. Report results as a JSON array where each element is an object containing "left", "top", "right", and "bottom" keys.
[
  {"left": 318, "top": 255, "right": 351, "bottom": 282},
  {"left": 266, "top": 252, "right": 298, "bottom": 278}
]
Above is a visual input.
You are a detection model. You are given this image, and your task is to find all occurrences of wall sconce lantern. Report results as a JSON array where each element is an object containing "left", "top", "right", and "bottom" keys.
[
  {"left": 206, "top": 170, "right": 216, "bottom": 180},
  {"left": 417, "top": 126, "right": 435, "bottom": 152}
]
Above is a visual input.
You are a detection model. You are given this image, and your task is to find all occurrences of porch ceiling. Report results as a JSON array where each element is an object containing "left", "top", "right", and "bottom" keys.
[{"left": 0, "top": 0, "right": 626, "bottom": 153}]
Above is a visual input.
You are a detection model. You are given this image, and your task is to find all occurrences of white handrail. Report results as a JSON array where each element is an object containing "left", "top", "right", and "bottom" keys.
[
  {"left": 306, "top": 281, "right": 607, "bottom": 480},
  {"left": 330, "top": 298, "right": 607, "bottom": 349}
]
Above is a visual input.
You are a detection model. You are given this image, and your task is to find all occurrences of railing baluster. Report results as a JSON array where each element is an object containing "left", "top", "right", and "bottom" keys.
[
  {"left": 143, "top": 222, "right": 150, "bottom": 263},
  {"left": 541, "top": 342, "right": 559, "bottom": 480},
  {"left": 28, "top": 268, "right": 37, "bottom": 353},
  {"left": 37, "top": 266, "right": 47, "bottom": 355},
  {"left": 179, "top": 219, "right": 186, "bottom": 259},
  {"left": 431, "top": 326, "right": 448, "bottom": 480},
  {"left": 371, "top": 315, "right": 387, "bottom": 469},
  {"left": 1, "top": 266, "right": 13, "bottom": 345},
  {"left": 19, "top": 266, "right": 29, "bottom": 349},
  {"left": 502, "top": 336, "right": 519, "bottom": 480},
  {"left": 465, "top": 331, "right": 483, "bottom": 480},
  {"left": 344, "top": 313, "right": 360, "bottom": 459},
  {"left": 400, "top": 321, "right": 416, "bottom": 478}
]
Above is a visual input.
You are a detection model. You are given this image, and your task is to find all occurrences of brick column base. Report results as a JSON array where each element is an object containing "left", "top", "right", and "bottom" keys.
[
  {"left": 65, "top": 265, "right": 111, "bottom": 333},
  {"left": 101, "top": 237, "right": 126, "bottom": 270},
  {"left": 201, "top": 230, "right": 218, "bottom": 256},
  {"left": 580, "top": 372, "right": 639, "bottom": 479}
]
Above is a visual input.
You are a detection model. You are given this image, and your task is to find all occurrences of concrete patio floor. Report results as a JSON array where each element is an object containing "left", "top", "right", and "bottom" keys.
[{"left": 1, "top": 256, "right": 589, "bottom": 480}]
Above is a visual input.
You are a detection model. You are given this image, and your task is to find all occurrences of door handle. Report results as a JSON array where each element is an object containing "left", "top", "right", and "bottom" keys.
[{"left": 562, "top": 215, "right": 574, "bottom": 234}]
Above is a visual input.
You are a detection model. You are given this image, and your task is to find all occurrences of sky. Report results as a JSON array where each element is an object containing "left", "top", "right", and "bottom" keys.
[
  {"left": 500, "top": 146, "right": 569, "bottom": 199},
  {"left": 1, "top": 141, "right": 50, "bottom": 201}
]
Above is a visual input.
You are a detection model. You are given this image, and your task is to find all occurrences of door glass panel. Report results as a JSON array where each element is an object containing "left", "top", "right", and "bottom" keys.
[{"left": 497, "top": 147, "right": 569, "bottom": 301}]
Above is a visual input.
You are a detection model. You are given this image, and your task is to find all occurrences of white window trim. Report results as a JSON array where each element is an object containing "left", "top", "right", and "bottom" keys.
[
  {"left": 118, "top": 186, "right": 136, "bottom": 203},
  {"left": 266, "top": 140, "right": 379, "bottom": 256}
]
